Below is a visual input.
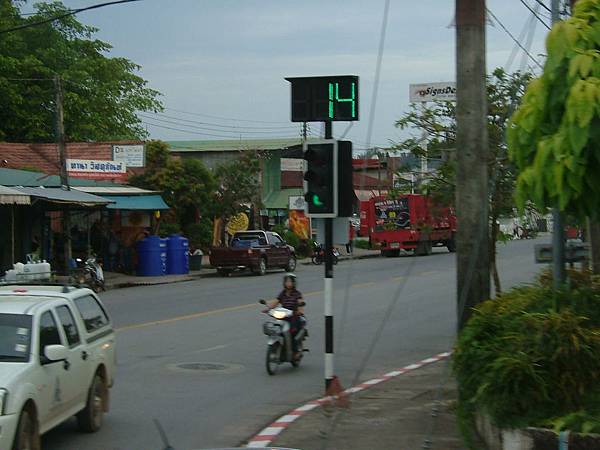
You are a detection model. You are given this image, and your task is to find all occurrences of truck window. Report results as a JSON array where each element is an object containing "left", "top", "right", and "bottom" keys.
[
  {"left": 374, "top": 198, "right": 410, "bottom": 232},
  {"left": 270, "top": 234, "right": 284, "bottom": 245},
  {"left": 39, "top": 311, "right": 62, "bottom": 361},
  {"left": 0, "top": 314, "right": 32, "bottom": 363},
  {"left": 56, "top": 305, "right": 81, "bottom": 347},
  {"left": 234, "top": 233, "right": 266, "bottom": 247},
  {"left": 74, "top": 295, "right": 109, "bottom": 333}
]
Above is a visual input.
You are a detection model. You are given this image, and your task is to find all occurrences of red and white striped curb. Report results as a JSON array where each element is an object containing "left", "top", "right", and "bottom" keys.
[{"left": 246, "top": 351, "right": 452, "bottom": 448}]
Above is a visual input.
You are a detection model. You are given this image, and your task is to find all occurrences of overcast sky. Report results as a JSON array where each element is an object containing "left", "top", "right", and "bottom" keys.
[{"left": 22, "top": 0, "right": 550, "bottom": 149}]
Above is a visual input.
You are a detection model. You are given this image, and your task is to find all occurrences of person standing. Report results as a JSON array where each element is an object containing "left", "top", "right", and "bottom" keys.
[{"left": 346, "top": 222, "right": 355, "bottom": 255}]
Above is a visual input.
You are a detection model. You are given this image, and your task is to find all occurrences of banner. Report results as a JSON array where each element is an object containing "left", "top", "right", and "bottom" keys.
[
  {"left": 66, "top": 159, "right": 127, "bottom": 181},
  {"left": 289, "top": 210, "right": 310, "bottom": 240},
  {"left": 409, "top": 82, "right": 456, "bottom": 102},
  {"left": 112, "top": 144, "right": 145, "bottom": 167}
]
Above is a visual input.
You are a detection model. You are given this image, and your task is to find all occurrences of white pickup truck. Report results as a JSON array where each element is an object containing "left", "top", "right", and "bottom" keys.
[{"left": 0, "top": 284, "right": 116, "bottom": 450}]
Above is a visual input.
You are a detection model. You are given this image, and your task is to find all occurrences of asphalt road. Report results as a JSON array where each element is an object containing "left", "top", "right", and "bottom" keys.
[{"left": 43, "top": 237, "right": 545, "bottom": 450}]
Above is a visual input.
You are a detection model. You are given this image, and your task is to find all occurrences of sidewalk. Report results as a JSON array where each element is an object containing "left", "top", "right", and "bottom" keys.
[{"left": 267, "top": 360, "right": 468, "bottom": 450}]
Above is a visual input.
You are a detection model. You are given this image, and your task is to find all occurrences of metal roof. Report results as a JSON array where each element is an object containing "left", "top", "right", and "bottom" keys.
[
  {"left": 0, "top": 185, "right": 30, "bottom": 205},
  {"left": 73, "top": 186, "right": 156, "bottom": 195},
  {"left": 263, "top": 188, "right": 303, "bottom": 209},
  {"left": 11, "top": 187, "right": 112, "bottom": 206},
  {"left": 167, "top": 138, "right": 314, "bottom": 153},
  {"left": 0, "top": 167, "right": 124, "bottom": 188},
  {"left": 105, "top": 194, "right": 170, "bottom": 210}
]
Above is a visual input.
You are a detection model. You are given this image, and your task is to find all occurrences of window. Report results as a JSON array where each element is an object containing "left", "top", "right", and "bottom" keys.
[
  {"left": 0, "top": 314, "right": 32, "bottom": 363},
  {"left": 270, "top": 234, "right": 284, "bottom": 245},
  {"left": 39, "top": 311, "right": 61, "bottom": 361},
  {"left": 56, "top": 306, "right": 81, "bottom": 347},
  {"left": 74, "top": 295, "right": 109, "bottom": 333}
]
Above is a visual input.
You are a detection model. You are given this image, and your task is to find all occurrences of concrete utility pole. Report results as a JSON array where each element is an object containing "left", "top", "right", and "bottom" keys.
[
  {"left": 54, "top": 75, "right": 72, "bottom": 273},
  {"left": 455, "top": 0, "right": 490, "bottom": 329}
]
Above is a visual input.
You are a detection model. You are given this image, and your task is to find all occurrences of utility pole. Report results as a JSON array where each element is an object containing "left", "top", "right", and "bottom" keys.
[
  {"left": 54, "top": 75, "right": 71, "bottom": 274},
  {"left": 550, "top": 0, "right": 566, "bottom": 288},
  {"left": 324, "top": 121, "right": 334, "bottom": 391},
  {"left": 455, "top": 0, "right": 490, "bottom": 329}
]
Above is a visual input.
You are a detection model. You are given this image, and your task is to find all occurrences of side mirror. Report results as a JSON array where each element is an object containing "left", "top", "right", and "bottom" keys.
[
  {"left": 43, "top": 344, "right": 68, "bottom": 364},
  {"left": 259, "top": 299, "right": 267, "bottom": 305}
]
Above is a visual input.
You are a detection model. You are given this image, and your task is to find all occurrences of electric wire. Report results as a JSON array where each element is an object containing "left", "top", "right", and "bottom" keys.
[{"left": 519, "top": 0, "right": 551, "bottom": 29}]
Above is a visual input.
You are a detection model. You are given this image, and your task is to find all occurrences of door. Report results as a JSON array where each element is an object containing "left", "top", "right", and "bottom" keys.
[
  {"left": 55, "top": 304, "right": 91, "bottom": 414},
  {"left": 36, "top": 310, "right": 70, "bottom": 428},
  {"left": 268, "top": 233, "right": 288, "bottom": 267}
]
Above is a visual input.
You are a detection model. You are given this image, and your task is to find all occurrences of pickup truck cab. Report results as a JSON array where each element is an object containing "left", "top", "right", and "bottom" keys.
[
  {"left": 210, "top": 231, "right": 296, "bottom": 276},
  {"left": 0, "top": 284, "right": 116, "bottom": 450}
]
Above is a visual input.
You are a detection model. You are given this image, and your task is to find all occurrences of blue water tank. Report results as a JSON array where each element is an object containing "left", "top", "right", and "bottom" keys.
[
  {"left": 137, "top": 236, "right": 164, "bottom": 276},
  {"left": 160, "top": 238, "right": 168, "bottom": 275},
  {"left": 166, "top": 235, "right": 189, "bottom": 275}
]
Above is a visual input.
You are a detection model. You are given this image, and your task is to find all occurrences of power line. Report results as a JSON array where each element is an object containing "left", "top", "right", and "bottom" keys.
[
  {"left": 164, "top": 107, "right": 291, "bottom": 125},
  {"left": 519, "top": 0, "right": 551, "bottom": 29},
  {"left": 487, "top": 8, "right": 544, "bottom": 70},
  {"left": 149, "top": 112, "right": 299, "bottom": 130},
  {"left": 141, "top": 120, "right": 301, "bottom": 140},
  {"left": 532, "top": 0, "right": 552, "bottom": 14},
  {"left": 0, "top": 0, "right": 143, "bottom": 35}
]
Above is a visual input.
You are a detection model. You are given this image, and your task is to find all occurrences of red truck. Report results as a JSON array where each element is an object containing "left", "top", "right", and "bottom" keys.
[
  {"left": 209, "top": 230, "right": 297, "bottom": 276},
  {"left": 362, "top": 194, "right": 456, "bottom": 257}
]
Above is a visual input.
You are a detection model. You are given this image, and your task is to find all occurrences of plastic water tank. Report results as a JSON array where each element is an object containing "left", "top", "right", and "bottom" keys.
[
  {"left": 166, "top": 235, "right": 189, "bottom": 275},
  {"left": 160, "top": 238, "right": 168, "bottom": 275},
  {"left": 137, "top": 236, "right": 164, "bottom": 276}
]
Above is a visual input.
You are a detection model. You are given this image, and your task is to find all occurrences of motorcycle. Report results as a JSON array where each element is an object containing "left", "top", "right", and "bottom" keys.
[
  {"left": 73, "top": 256, "right": 105, "bottom": 292},
  {"left": 311, "top": 243, "right": 340, "bottom": 265},
  {"left": 259, "top": 299, "right": 308, "bottom": 375}
]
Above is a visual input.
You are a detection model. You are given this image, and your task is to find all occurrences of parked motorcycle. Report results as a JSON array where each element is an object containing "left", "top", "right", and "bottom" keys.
[
  {"left": 311, "top": 243, "right": 340, "bottom": 265},
  {"left": 73, "top": 256, "right": 105, "bottom": 292},
  {"left": 259, "top": 299, "right": 308, "bottom": 375}
]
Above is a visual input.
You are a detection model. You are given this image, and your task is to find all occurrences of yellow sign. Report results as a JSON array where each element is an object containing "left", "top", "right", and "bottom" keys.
[{"left": 226, "top": 213, "right": 249, "bottom": 235}]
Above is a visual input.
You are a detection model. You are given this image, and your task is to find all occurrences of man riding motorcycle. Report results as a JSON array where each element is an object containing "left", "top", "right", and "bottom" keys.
[{"left": 268, "top": 273, "right": 305, "bottom": 360}]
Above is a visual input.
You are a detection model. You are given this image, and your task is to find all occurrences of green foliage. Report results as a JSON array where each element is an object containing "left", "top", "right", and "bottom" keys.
[
  {"left": 0, "top": 1, "right": 161, "bottom": 142},
  {"left": 282, "top": 230, "right": 300, "bottom": 250},
  {"left": 158, "top": 222, "right": 181, "bottom": 238},
  {"left": 508, "top": 1, "right": 600, "bottom": 219},
  {"left": 184, "top": 219, "right": 213, "bottom": 252},
  {"left": 454, "top": 278, "right": 600, "bottom": 435},
  {"left": 354, "top": 239, "right": 372, "bottom": 250},
  {"left": 271, "top": 223, "right": 287, "bottom": 236}
]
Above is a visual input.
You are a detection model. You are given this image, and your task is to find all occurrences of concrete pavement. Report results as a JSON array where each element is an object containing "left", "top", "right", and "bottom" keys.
[{"left": 41, "top": 238, "right": 544, "bottom": 450}]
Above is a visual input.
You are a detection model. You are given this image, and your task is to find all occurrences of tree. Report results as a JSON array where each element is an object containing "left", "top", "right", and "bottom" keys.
[
  {"left": 0, "top": 1, "right": 161, "bottom": 142},
  {"left": 130, "top": 141, "right": 217, "bottom": 247},
  {"left": 393, "top": 68, "right": 533, "bottom": 292},
  {"left": 212, "top": 151, "right": 262, "bottom": 244},
  {"left": 508, "top": 0, "right": 600, "bottom": 219}
]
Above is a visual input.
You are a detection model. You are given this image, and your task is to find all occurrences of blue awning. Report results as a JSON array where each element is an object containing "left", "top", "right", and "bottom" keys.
[{"left": 104, "top": 195, "right": 170, "bottom": 210}]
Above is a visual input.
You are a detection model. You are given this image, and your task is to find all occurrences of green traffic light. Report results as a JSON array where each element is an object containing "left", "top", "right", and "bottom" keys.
[{"left": 312, "top": 194, "right": 324, "bottom": 207}]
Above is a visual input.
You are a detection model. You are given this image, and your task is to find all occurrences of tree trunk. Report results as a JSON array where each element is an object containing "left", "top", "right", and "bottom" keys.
[
  {"left": 586, "top": 218, "right": 600, "bottom": 275},
  {"left": 490, "top": 216, "right": 502, "bottom": 294}
]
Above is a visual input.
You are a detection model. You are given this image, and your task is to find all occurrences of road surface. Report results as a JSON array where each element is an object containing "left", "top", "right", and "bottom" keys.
[{"left": 43, "top": 238, "right": 544, "bottom": 450}]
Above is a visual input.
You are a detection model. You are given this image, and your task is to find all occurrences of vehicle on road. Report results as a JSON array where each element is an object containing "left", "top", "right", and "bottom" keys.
[
  {"left": 210, "top": 231, "right": 297, "bottom": 276},
  {"left": 0, "top": 284, "right": 116, "bottom": 450},
  {"left": 259, "top": 299, "right": 308, "bottom": 375},
  {"left": 361, "top": 194, "right": 457, "bottom": 257},
  {"left": 311, "top": 243, "right": 340, "bottom": 265}
]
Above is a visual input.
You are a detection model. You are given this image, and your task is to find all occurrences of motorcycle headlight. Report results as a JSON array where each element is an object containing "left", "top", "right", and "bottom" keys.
[
  {"left": 272, "top": 310, "right": 288, "bottom": 320},
  {"left": 0, "top": 389, "right": 9, "bottom": 415}
]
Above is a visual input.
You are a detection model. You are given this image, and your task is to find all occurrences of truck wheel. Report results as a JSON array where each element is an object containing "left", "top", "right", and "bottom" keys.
[
  {"left": 12, "top": 408, "right": 40, "bottom": 450},
  {"left": 285, "top": 256, "right": 297, "bottom": 272},
  {"left": 77, "top": 374, "right": 106, "bottom": 433},
  {"left": 254, "top": 258, "right": 267, "bottom": 276}
]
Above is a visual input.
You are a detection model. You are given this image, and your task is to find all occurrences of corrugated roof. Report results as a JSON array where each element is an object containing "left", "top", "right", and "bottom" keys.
[
  {"left": 12, "top": 187, "right": 112, "bottom": 206},
  {"left": 263, "top": 188, "right": 303, "bottom": 209},
  {"left": 0, "top": 186, "right": 30, "bottom": 205},
  {"left": 0, "top": 168, "right": 124, "bottom": 188},
  {"left": 167, "top": 138, "right": 314, "bottom": 153},
  {"left": 73, "top": 186, "right": 156, "bottom": 195},
  {"left": 105, "top": 194, "right": 169, "bottom": 210}
]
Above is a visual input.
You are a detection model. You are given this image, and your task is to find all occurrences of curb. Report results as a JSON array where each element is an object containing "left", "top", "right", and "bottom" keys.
[
  {"left": 245, "top": 351, "right": 452, "bottom": 448},
  {"left": 104, "top": 271, "right": 212, "bottom": 291},
  {"left": 299, "top": 252, "right": 381, "bottom": 266}
]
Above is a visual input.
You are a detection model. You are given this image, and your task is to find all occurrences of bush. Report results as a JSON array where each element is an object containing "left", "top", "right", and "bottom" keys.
[
  {"left": 158, "top": 222, "right": 181, "bottom": 237},
  {"left": 354, "top": 239, "right": 372, "bottom": 250},
  {"left": 184, "top": 219, "right": 213, "bottom": 252},
  {"left": 454, "top": 280, "right": 600, "bottom": 439}
]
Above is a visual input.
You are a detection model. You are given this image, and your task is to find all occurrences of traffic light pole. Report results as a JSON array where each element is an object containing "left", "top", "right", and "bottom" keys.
[{"left": 324, "top": 121, "right": 334, "bottom": 392}]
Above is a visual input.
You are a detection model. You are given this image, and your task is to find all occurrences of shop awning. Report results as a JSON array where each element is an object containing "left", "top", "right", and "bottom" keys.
[
  {"left": 0, "top": 186, "right": 30, "bottom": 205},
  {"left": 354, "top": 189, "right": 387, "bottom": 202},
  {"left": 12, "top": 187, "right": 111, "bottom": 207},
  {"left": 263, "top": 188, "right": 303, "bottom": 210},
  {"left": 104, "top": 194, "right": 170, "bottom": 210}
]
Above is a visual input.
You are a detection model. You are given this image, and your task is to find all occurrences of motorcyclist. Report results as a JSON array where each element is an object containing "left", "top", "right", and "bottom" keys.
[{"left": 270, "top": 273, "right": 305, "bottom": 359}]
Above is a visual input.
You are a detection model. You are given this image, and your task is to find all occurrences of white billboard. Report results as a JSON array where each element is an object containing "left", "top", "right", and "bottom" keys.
[
  {"left": 281, "top": 158, "right": 304, "bottom": 172},
  {"left": 112, "top": 144, "right": 145, "bottom": 167},
  {"left": 67, "top": 159, "right": 127, "bottom": 180},
  {"left": 409, "top": 82, "right": 456, "bottom": 102}
]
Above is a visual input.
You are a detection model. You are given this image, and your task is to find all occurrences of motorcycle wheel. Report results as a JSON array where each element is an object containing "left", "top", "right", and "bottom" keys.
[
  {"left": 266, "top": 343, "right": 280, "bottom": 376},
  {"left": 333, "top": 255, "right": 339, "bottom": 265},
  {"left": 311, "top": 256, "right": 322, "bottom": 265},
  {"left": 291, "top": 341, "right": 303, "bottom": 368}
]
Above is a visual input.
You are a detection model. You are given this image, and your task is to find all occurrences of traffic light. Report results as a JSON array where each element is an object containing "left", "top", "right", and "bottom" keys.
[{"left": 303, "top": 140, "right": 338, "bottom": 217}]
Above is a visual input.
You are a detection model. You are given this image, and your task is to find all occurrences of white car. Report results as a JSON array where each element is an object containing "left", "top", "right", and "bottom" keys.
[{"left": 0, "top": 284, "right": 116, "bottom": 450}]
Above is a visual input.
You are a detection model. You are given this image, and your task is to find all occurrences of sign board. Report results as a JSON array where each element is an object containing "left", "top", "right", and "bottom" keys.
[
  {"left": 112, "top": 144, "right": 145, "bottom": 168},
  {"left": 67, "top": 159, "right": 127, "bottom": 181},
  {"left": 289, "top": 195, "right": 306, "bottom": 211},
  {"left": 312, "top": 217, "right": 350, "bottom": 245},
  {"left": 409, "top": 82, "right": 456, "bottom": 102},
  {"left": 281, "top": 158, "right": 304, "bottom": 172}
]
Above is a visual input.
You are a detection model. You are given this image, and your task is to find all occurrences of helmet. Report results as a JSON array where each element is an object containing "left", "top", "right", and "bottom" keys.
[{"left": 283, "top": 273, "right": 297, "bottom": 288}]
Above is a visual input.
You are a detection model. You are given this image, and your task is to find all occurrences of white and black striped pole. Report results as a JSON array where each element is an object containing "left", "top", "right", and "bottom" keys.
[{"left": 324, "top": 121, "right": 334, "bottom": 391}]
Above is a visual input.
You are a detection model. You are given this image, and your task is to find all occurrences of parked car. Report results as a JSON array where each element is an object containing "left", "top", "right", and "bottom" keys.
[
  {"left": 0, "top": 284, "right": 116, "bottom": 450},
  {"left": 209, "top": 231, "right": 296, "bottom": 276}
]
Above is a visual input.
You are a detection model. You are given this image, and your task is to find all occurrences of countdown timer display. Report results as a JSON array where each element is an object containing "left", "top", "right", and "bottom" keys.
[{"left": 285, "top": 75, "right": 359, "bottom": 122}]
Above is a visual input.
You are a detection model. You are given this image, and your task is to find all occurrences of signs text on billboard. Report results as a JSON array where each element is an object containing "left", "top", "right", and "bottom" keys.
[
  {"left": 67, "top": 159, "right": 127, "bottom": 181},
  {"left": 409, "top": 82, "right": 456, "bottom": 103},
  {"left": 281, "top": 158, "right": 304, "bottom": 172},
  {"left": 112, "top": 144, "right": 145, "bottom": 168},
  {"left": 289, "top": 195, "right": 307, "bottom": 211}
]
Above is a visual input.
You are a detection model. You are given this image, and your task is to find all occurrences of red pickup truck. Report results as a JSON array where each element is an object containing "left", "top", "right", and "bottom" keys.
[{"left": 209, "top": 230, "right": 297, "bottom": 276}]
